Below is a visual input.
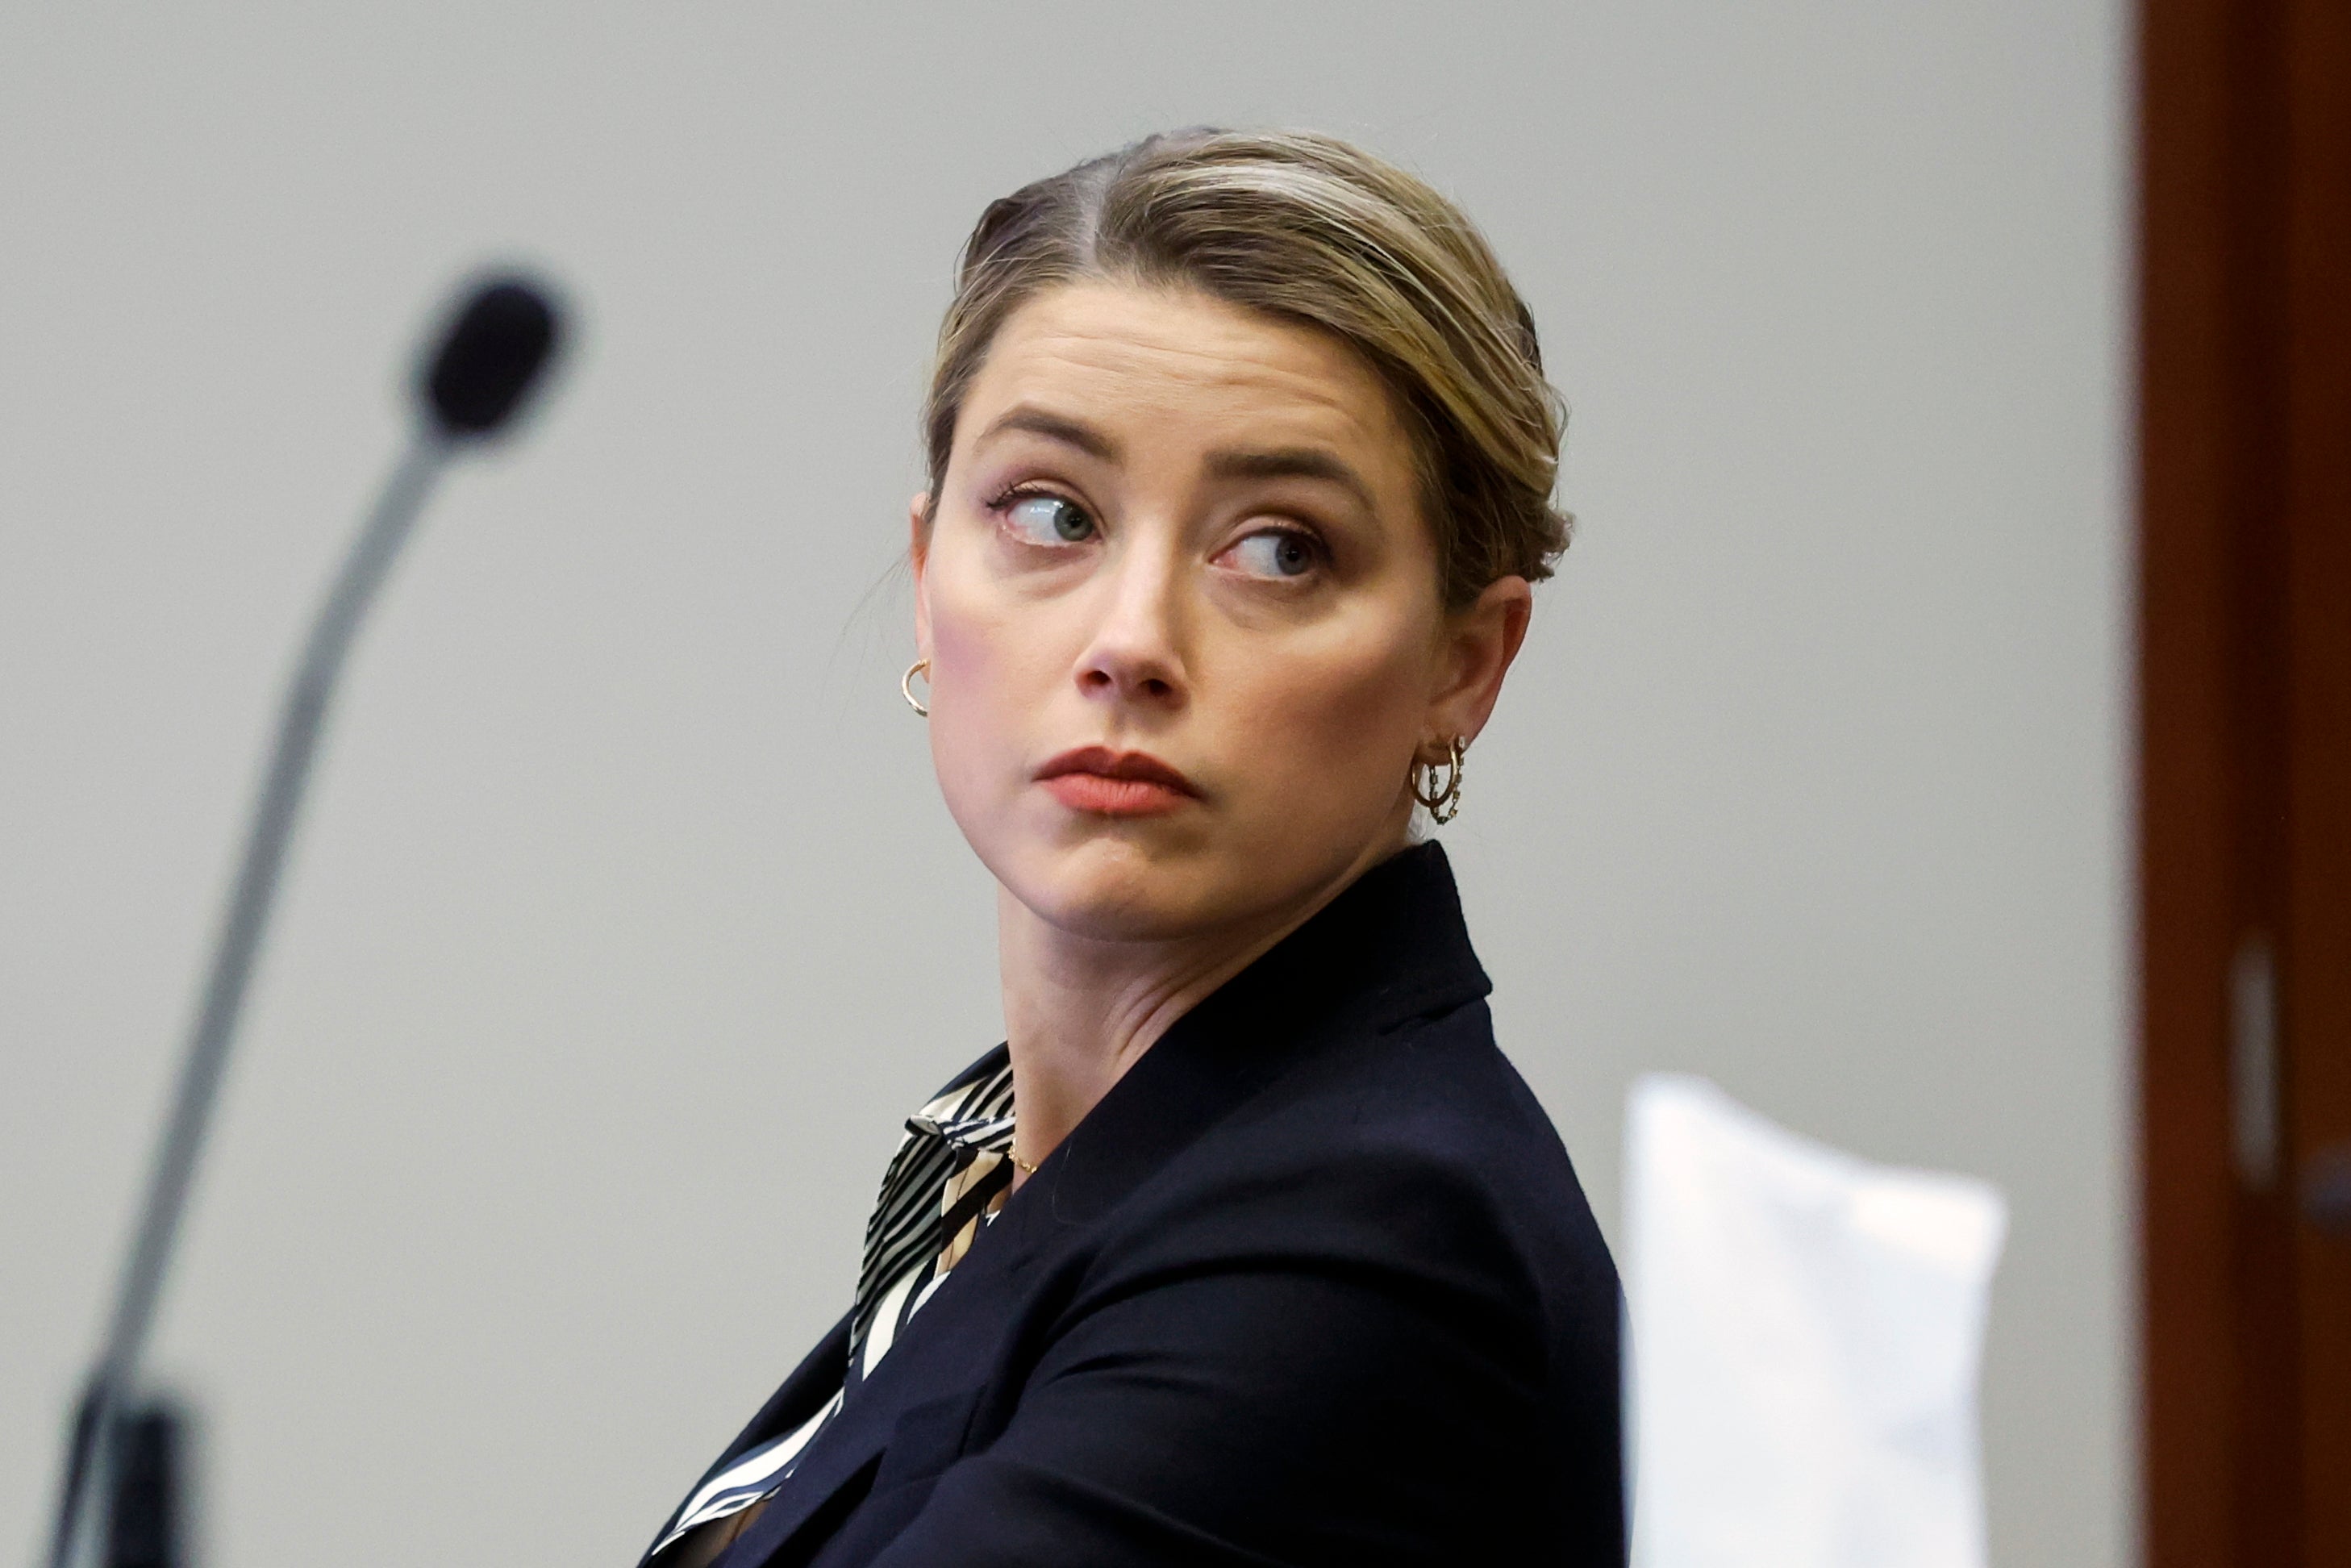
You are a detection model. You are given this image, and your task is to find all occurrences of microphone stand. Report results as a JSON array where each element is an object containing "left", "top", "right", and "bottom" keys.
[
  {"left": 48, "top": 272, "right": 561, "bottom": 1568},
  {"left": 51, "top": 432, "right": 451, "bottom": 1568}
]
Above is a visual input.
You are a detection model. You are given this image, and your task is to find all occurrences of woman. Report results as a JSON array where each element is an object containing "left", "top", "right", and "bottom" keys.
[{"left": 642, "top": 129, "right": 1622, "bottom": 1566}]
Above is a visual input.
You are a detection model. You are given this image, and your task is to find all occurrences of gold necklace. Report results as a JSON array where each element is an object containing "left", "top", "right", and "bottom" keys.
[{"left": 1007, "top": 1148, "right": 1040, "bottom": 1175}]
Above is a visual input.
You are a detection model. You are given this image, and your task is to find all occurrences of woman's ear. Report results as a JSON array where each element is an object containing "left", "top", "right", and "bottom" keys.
[
  {"left": 909, "top": 492, "right": 933, "bottom": 657},
  {"left": 1427, "top": 575, "right": 1533, "bottom": 749}
]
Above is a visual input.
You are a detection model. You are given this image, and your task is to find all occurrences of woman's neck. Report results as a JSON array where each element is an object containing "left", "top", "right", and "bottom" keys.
[{"left": 997, "top": 827, "right": 1410, "bottom": 1183}]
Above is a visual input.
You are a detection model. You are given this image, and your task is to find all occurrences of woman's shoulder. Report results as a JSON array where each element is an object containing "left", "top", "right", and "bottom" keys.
[
  {"left": 1105, "top": 995, "right": 1616, "bottom": 1307},
  {"left": 1265, "top": 993, "right": 1589, "bottom": 1194}
]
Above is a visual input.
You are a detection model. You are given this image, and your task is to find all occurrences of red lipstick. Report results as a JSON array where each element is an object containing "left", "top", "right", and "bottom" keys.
[{"left": 1034, "top": 747, "right": 1200, "bottom": 817}]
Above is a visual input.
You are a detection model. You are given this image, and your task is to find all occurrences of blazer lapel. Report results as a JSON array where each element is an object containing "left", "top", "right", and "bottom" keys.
[
  {"left": 635, "top": 1312, "right": 854, "bottom": 1567},
  {"left": 714, "top": 1396, "right": 891, "bottom": 1568},
  {"left": 719, "top": 1216, "right": 1025, "bottom": 1566},
  {"left": 722, "top": 1311, "right": 852, "bottom": 1462}
]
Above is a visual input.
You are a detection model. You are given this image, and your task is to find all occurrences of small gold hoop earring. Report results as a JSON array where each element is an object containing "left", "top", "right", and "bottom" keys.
[
  {"left": 1412, "top": 736, "right": 1466, "bottom": 824},
  {"left": 901, "top": 658, "right": 931, "bottom": 718}
]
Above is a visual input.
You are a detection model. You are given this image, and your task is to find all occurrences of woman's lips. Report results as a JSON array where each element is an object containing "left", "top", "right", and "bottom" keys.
[{"left": 1035, "top": 747, "right": 1199, "bottom": 817}]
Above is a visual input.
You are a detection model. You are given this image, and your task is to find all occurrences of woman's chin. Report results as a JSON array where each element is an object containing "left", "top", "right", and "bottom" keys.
[
  {"left": 991, "top": 838, "right": 1249, "bottom": 945},
  {"left": 1001, "top": 828, "right": 1390, "bottom": 952}
]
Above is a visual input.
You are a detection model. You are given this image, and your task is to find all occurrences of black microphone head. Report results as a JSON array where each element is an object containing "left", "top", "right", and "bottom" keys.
[{"left": 420, "top": 275, "right": 564, "bottom": 438}]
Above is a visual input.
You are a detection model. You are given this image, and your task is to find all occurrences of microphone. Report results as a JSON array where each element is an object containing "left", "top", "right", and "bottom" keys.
[
  {"left": 48, "top": 272, "right": 567, "bottom": 1568},
  {"left": 424, "top": 277, "right": 563, "bottom": 436}
]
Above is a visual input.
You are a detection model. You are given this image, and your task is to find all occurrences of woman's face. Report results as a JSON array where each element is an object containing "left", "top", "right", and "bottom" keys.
[{"left": 913, "top": 281, "right": 1527, "bottom": 946}]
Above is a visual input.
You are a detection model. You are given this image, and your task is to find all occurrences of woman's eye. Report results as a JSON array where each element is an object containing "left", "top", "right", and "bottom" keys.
[
  {"left": 1224, "top": 528, "right": 1321, "bottom": 580},
  {"left": 1003, "top": 494, "right": 1095, "bottom": 545}
]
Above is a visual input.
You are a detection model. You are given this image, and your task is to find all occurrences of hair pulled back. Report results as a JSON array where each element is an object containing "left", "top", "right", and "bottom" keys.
[{"left": 923, "top": 129, "right": 1569, "bottom": 607}]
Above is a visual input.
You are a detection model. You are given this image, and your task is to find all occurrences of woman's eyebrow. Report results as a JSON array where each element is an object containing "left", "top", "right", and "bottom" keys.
[
  {"left": 1206, "top": 447, "right": 1378, "bottom": 515},
  {"left": 976, "top": 406, "right": 1120, "bottom": 461}
]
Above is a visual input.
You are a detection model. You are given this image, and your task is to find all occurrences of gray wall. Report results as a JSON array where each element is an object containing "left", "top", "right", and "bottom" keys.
[{"left": 0, "top": 5, "right": 2133, "bottom": 1564}]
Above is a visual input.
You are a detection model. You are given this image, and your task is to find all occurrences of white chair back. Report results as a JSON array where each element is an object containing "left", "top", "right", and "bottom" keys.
[{"left": 1624, "top": 1074, "right": 2007, "bottom": 1568}]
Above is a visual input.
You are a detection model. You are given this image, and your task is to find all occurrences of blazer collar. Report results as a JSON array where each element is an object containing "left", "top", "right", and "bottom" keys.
[
  {"left": 1006, "top": 839, "right": 1489, "bottom": 1239},
  {"left": 720, "top": 842, "right": 1489, "bottom": 1566}
]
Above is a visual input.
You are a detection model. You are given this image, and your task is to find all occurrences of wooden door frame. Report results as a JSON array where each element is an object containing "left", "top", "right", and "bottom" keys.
[{"left": 2137, "top": 0, "right": 2349, "bottom": 1562}]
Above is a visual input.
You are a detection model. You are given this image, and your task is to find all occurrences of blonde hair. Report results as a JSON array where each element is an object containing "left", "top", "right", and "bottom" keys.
[{"left": 923, "top": 129, "right": 1570, "bottom": 607}]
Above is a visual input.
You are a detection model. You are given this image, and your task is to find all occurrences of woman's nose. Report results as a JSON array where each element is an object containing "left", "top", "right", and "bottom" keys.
[{"left": 1075, "top": 542, "right": 1188, "bottom": 709}]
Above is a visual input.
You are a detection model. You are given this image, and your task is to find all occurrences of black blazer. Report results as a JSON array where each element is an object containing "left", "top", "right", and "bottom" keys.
[{"left": 654, "top": 844, "right": 1624, "bottom": 1566}]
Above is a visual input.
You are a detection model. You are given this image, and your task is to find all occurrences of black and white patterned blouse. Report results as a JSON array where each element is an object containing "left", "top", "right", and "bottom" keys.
[{"left": 645, "top": 1049, "right": 1017, "bottom": 1562}]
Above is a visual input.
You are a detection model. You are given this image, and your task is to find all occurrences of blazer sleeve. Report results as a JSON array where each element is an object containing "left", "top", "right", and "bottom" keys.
[{"left": 858, "top": 1140, "right": 1564, "bottom": 1566}]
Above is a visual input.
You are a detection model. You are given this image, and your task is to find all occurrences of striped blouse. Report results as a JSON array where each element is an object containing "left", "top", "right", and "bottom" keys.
[{"left": 645, "top": 1049, "right": 1017, "bottom": 1563}]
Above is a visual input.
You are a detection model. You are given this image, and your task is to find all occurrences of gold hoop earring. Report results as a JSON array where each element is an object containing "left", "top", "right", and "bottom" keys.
[
  {"left": 1412, "top": 736, "right": 1466, "bottom": 824},
  {"left": 901, "top": 658, "right": 931, "bottom": 718}
]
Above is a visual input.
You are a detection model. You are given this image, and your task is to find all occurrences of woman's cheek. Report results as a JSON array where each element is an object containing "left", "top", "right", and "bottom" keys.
[
  {"left": 1244, "top": 647, "right": 1421, "bottom": 811},
  {"left": 924, "top": 612, "right": 1008, "bottom": 817},
  {"left": 933, "top": 598, "right": 1074, "bottom": 820}
]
